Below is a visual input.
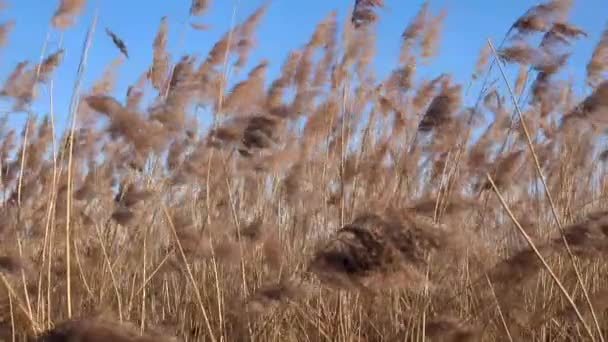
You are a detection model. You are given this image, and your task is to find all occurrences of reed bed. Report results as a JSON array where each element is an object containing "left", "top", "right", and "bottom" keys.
[{"left": 0, "top": 0, "right": 607, "bottom": 340}]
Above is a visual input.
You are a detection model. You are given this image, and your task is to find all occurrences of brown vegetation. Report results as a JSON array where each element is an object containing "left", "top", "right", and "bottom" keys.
[{"left": 0, "top": 0, "right": 607, "bottom": 341}]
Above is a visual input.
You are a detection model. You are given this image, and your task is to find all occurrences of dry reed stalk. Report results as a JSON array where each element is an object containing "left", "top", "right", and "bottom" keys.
[
  {"left": 41, "top": 67, "right": 60, "bottom": 330},
  {"left": 92, "top": 223, "right": 123, "bottom": 322},
  {"left": 15, "top": 237, "right": 33, "bottom": 327},
  {"left": 483, "top": 275, "right": 514, "bottom": 342},
  {"left": 0, "top": 273, "right": 40, "bottom": 334},
  {"left": 485, "top": 173, "right": 595, "bottom": 341},
  {"left": 0, "top": 1, "right": 607, "bottom": 340},
  {"left": 489, "top": 38, "right": 605, "bottom": 341},
  {"left": 203, "top": 4, "right": 238, "bottom": 233},
  {"left": 161, "top": 204, "right": 216, "bottom": 342},
  {"left": 12, "top": 31, "right": 58, "bottom": 328},
  {"left": 64, "top": 10, "right": 97, "bottom": 319}
]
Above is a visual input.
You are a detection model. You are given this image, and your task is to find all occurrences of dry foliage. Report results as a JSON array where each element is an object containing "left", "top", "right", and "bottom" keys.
[
  {"left": 0, "top": 0, "right": 606, "bottom": 341},
  {"left": 51, "top": 0, "right": 86, "bottom": 29}
]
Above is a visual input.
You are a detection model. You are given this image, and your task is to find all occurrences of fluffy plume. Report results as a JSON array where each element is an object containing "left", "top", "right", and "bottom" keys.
[
  {"left": 351, "top": 0, "right": 384, "bottom": 28},
  {"left": 51, "top": 0, "right": 86, "bottom": 29},
  {"left": 510, "top": 0, "right": 572, "bottom": 35},
  {"left": 418, "top": 79, "right": 461, "bottom": 132},
  {"left": 233, "top": 4, "right": 268, "bottom": 69},
  {"left": 190, "top": 0, "right": 209, "bottom": 16},
  {"left": 421, "top": 9, "right": 446, "bottom": 59},
  {"left": 150, "top": 16, "right": 169, "bottom": 90},
  {"left": 310, "top": 212, "right": 457, "bottom": 291},
  {"left": 587, "top": 23, "right": 608, "bottom": 87},
  {"left": 0, "top": 19, "right": 14, "bottom": 47},
  {"left": 0, "top": 2, "right": 606, "bottom": 341},
  {"left": 473, "top": 44, "right": 490, "bottom": 79},
  {"left": 401, "top": 2, "right": 429, "bottom": 42}
]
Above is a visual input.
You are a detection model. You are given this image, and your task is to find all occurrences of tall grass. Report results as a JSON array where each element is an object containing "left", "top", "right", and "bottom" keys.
[{"left": 0, "top": 0, "right": 608, "bottom": 340}]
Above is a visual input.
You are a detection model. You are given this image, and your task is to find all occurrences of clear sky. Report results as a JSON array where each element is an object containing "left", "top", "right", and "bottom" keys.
[{"left": 0, "top": 0, "right": 605, "bottom": 134}]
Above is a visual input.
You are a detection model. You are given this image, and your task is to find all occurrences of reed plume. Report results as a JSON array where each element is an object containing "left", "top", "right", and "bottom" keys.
[{"left": 51, "top": 0, "right": 86, "bottom": 29}]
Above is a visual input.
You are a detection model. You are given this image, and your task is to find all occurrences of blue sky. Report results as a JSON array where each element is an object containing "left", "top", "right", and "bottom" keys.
[{"left": 0, "top": 0, "right": 605, "bottom": 135}]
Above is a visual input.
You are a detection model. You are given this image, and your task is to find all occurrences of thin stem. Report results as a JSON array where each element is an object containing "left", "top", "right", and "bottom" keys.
[
  {"left": 161, "top": 204, "right": 217, "bottom": 342},
  {"left": 486, "top": 173, "right": 595, "bottom": 341},
  {"left": 64, "top": 10, "right": 98, "bottom": 318},
  {"left": 488, "top": 38, "right": 604, "bottom": 342}
]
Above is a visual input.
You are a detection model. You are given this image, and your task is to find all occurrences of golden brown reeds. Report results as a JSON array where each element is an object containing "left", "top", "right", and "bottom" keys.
[
  {"left": 401, "top": 2, "right": 429, "bottom": 43},
  {"left": 309, "top": 212, "right": 458, "bottom": 292},
  {"left": 418, "top": 78, "right": 461, "bottom": 133},
  {"left": 421, "top": 9, "right": 446, "bottom": 60},
  {"left": 587, "top": 23, "right": 608, "bottom": 87},
  {"left": 0, "top": 19, "right": 14, "bottom": 47},
  {"left": 562, "top": 79, "right": 608, "bottom": 127},
  {"left": 223, "top": 60, "right": 268, "bottom": 115},
  {"left": 0, "top": 1, "right": 606, "bottom": 341},
  {"left": 478, "top": 150, "right": 526, "bottom": 192},
  {"left": 233, "top": 4, "right": 268, "bottom": 69},
  {"left": 150, "top": 17, "right": 169, "bottom": 91},
  {"left": 510, "top": 0, "right": 572, "bottom": 35},
  {"left": 85, "top": 95, "right": 167, "bottom": 154},
  {"left": 473, "top": 44, "right": 490, "bottom": 80},
  {"left": 51, "top": 0, "right": 86, "bottom": 29},
  {"left": 0, "top": 49, "right": 63, "bottom": 109}
]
